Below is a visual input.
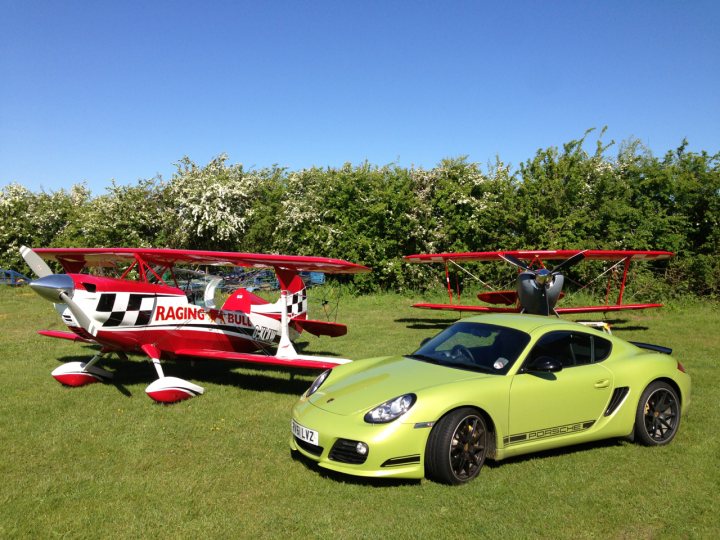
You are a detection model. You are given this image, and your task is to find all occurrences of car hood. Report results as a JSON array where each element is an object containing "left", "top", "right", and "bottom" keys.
[{"left": 307, "top": 355, "right": 491, "bottom": 416}]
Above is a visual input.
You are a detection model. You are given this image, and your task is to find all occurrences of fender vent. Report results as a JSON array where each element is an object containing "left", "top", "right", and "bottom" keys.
[{"left": 605, "top": 387, "right": 629, "bottom": 416}]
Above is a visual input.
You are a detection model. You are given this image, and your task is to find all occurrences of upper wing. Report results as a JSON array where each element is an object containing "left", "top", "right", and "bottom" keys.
[
  {"left": 405, "top": 249, "right": 673, "bottom": 263},
  {"left": 32, "top": 247, "right": 371, "bottom": 274},
  {"left": 174, "top": 348, "right": 350, "bottom": 370}
]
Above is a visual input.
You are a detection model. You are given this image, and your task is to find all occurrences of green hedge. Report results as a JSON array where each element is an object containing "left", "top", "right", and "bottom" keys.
[{"left": 2, "top": 131, "right": 718, "bottom": 296}]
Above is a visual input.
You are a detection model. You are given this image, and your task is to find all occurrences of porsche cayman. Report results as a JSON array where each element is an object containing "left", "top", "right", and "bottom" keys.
[{"left": 290, "top": 313, "right": 690, "bottom": 484}]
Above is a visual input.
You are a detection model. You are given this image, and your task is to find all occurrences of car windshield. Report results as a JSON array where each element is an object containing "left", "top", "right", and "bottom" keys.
[{"left": 407, "top": 321, "right": 531, "bottom": 375}]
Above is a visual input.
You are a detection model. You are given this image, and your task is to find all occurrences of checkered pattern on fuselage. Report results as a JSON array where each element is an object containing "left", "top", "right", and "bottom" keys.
[{"left": 95, "top": 293, "right": 156, "bottom": 327}]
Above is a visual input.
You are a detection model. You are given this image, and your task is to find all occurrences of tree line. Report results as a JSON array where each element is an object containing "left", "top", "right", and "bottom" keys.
[{"left": 2, "top": 130, "right": 719, "bottom": 297}]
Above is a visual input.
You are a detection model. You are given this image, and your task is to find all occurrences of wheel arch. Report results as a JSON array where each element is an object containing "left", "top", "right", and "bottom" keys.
[
  {"left": 649, "top": 376, "right": 683, "bottom": 405},
  {"left": 427, "top": 405, "right": 498, "bottom": 460}
]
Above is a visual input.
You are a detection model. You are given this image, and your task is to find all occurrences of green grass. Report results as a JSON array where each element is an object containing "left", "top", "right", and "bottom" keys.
[{"left": 1, "top": 287, "right": 719, "bottom": 539}]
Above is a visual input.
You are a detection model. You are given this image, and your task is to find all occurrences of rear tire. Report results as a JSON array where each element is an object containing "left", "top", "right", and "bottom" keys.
[
  {"left": 634, "top": 381, "right": 680, "bottom": 446},
  {"left": 425, "top": 408, "right": 487, "bottom": 485}
]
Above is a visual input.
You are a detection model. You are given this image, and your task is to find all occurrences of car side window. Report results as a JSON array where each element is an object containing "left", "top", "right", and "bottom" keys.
[
  {"left": 569, "top": 333, "right": 592, "bottom": 366},
  {"left": 527, "top": 331, "right": 574, "bottom": 367},
  {"left": 526, "top": 331, "right": 608, "bottom": 368},
  {"left": 594, "top": 335, "right": 612, "bottom": 361}
]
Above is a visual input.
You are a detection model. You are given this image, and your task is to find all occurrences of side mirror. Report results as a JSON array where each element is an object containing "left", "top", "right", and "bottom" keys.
[
  {"left": 419, "top": 337, "right": 431, "bottom": 347},
  {"left": 527, "top": 356, "right": 563, "bottom": 373}
]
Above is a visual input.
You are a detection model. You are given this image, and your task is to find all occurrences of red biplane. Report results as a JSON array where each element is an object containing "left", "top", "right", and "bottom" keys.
[
  {"left": 404, "top": 250, "right": 673, "bottom": 316},
  {"left": 21, "top": 246, "right": 370, "bottom": 403}
]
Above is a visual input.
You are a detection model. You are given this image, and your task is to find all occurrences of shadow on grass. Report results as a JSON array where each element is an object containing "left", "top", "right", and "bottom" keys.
[
  {"left": 394, "top": 317, "right": 458, "bottom": 330},
  {"left": 485, "top": 437, "right": 629, "bottom": 469},
  {"left": 291, "top": 438, "right": 628, "bottom": 487},
  {"left": 289, "top": 449, "right": 421, "bottom": 487},
  {"left": 609, "top": 325, "right": 650, "bottom": 332},
  {"left": 53, "top": 346, "right": 328, "bottom": 398}
]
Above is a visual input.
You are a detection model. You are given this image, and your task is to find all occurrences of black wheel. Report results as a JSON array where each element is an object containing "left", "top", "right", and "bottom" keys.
[
  {"left": 634, "top": 381, "right": 681, "bottom": 446},
  {"left": 425, "top": 408, "right": 487, "bottom": 485}
]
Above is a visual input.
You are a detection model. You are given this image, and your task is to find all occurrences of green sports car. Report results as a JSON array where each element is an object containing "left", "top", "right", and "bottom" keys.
[{"left": 290, "top": 313, "right": 690, "bottom": 484}]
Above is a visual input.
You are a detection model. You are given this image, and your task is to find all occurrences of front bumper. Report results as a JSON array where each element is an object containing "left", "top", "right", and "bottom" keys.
[{"left": 289, "top": 399, "right": 432, "bottom": 480}]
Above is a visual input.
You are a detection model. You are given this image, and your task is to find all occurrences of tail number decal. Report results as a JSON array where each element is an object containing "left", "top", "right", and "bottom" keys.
[{"left": 253, "top": 325, "right": 277, "bottom": 342}]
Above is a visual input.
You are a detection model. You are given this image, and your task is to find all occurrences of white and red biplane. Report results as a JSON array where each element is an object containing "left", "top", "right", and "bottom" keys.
[
  {"left": 404, "top": 249, "right": 673, "bottom": 316},
  {"left": 21, "top": 246, "right": 370, "bottom": 403}
]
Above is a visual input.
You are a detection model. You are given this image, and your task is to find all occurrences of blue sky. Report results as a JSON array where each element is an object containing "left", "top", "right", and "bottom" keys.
[{"left": 2, "top": 1, "right": 718, "bottom": 193}]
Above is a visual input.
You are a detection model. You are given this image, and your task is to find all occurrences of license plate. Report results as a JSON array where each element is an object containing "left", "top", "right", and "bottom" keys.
[{"left": 292, "top": 419, "right": 319, "bottom": 446}]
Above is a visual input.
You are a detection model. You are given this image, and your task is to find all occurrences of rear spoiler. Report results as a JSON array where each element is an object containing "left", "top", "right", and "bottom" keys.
[{"left": 630, "top": 341, "right": 672, "bottom": 355}]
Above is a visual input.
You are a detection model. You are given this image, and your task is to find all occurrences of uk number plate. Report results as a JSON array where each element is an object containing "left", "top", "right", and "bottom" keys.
[{"left": 292, "top": 419, "right": 319, "bottom": 446}]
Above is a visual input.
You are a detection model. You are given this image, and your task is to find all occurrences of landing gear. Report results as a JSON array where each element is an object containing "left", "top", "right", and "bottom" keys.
[
  {"left": 51, "top": 351, "right": 114, "bottom": 386},
  {"left": 142, "top": 344, "right": 204, "bottom": 404}
]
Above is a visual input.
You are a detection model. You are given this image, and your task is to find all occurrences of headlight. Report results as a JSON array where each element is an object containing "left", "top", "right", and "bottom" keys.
[
  {"left": 364, "top": 394, "right": 416, "bottom": 424},
  {"left": 305, "top": 369, "right": 330, "bottom": 397}
]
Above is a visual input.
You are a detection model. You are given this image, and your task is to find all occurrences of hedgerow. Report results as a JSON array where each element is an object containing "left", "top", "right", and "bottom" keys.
[{"left": 1, "top": 130, "right": 718, "bottom": 296}]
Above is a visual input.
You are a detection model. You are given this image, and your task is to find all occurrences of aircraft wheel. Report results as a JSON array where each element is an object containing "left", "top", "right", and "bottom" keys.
[
  {"left": 425, "top": 408, "right": 487, "bottom": 485},
  {"left": 634, "top": 381, "right": 680, "bottom": 446}
]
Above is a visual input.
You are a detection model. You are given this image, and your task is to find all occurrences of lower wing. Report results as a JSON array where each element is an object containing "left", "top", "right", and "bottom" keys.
[
  {"left": 555, "top": 303, "right": 664, "bottom": 314},
  {"left": 174, "top": 348, "right": 350, "bottom": 370},
  {"left": 412, "top": 302, "right": 664, "bottom": 314},
  {"left": 38, "top": 330, "right": 95, "bottom": 343}
]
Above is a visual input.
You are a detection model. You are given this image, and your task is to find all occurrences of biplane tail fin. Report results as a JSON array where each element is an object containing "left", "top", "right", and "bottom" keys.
[{"left": 274, "top": 268, "right": 308, "bottom": 319}]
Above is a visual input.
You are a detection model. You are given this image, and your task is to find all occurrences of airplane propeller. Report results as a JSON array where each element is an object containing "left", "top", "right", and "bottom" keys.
[
  {"left": 20, "top": 245, "right": 53, "bottom": 278},
  {"left": 500, "top": 251, "right": 587, "bottom": 316},
  {"left": 21, "top": 246, "right": 97, "bottom": 335}
]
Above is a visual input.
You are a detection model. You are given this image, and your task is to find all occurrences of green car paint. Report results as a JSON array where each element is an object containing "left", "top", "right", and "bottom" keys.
[{"left": 290, "top": 313, "right": 691, "bottom": 484}]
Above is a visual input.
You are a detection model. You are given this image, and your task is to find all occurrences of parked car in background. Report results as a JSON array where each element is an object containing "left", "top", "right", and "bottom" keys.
[{"left": 1, "top": 269, "right": 31, "bottom": 286}]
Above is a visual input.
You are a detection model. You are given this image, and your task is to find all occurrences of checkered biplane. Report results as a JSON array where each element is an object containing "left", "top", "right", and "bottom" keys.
[{"left": 21, "top": 246, "right": 370, "bottom": 403}]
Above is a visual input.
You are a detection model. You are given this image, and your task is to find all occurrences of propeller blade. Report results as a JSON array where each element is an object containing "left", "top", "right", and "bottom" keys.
[
  {"left": 500, "top": 254, "right": 530, "bottom": 271},
  {"left": 20, "top": 246, "right": 53, "bottom": 278},
  {"left": 551, "top": 251, "right": 586, "bottom": 274},
  {"left": 59, "top": 291, "right": 98, "bottom": 336},
  {"left": 28, "top": 273, "right": 97, "bottom": 336}
]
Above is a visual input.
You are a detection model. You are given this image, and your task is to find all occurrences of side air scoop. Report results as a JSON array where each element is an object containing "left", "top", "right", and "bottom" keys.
[{"left": 30, "top": 274, "right": 75, "bottom": 302}]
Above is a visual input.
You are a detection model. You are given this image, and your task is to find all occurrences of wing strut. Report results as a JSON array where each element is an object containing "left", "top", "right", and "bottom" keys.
[
  {"left": 444, "top": 261, "right": 453, "bottom": 304},
  {"left": 617, "top": 257, "right": 632, "bottom": 305}
]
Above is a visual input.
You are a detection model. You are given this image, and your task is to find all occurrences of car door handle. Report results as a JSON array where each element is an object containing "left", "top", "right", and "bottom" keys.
[{"left": 594, "top": 379, "right": 610, "bottom": 389}]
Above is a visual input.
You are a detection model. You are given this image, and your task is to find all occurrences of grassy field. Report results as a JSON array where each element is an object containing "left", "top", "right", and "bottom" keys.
[{"left": 1, "top": 286, "right": 718, "bottom": 539}]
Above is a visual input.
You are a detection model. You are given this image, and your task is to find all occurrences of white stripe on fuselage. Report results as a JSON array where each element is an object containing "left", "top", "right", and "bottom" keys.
[{"left": 62, "top": 289, "right": 297, "bottom": 346}]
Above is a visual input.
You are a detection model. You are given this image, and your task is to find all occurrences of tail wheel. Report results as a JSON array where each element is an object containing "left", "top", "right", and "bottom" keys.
[
  {"left": 425, "top": 408, "right": 487, "bottom": 485},
  {"left": 634, "top": 381, "right": 681, "bottom": 446}
]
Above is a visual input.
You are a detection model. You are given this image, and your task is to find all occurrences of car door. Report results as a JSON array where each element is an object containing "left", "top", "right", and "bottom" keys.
[{"left": 506, "top": 330, "right": 613, "bottom": 448}]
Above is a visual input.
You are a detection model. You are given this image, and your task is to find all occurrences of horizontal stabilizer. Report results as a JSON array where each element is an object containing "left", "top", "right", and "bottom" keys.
[
  {"left": 175, "top": 348, "right": 351, "bottom": 370},
  {"left": 477, "top": 290, "right": 517, "bottom": 305},
  {"left": 38, "top": 330, "right": 95, "bottom": 343},
  {"left": 292, "top": 318, "right": 347, "bottom": 337},
  {"left": 477, "top": 290, "right": 564, "bottom": 305}
]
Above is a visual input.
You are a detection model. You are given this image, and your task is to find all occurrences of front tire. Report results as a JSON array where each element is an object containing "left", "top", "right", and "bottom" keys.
[
  {"left": 634, "top": 381, "right": 681, "bottom": 446},
  {"left": 425, "top": 408, "right": 487, "bottom": 485}
]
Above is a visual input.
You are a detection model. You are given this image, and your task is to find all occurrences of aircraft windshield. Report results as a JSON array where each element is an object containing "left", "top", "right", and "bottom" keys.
[{"left": 408, "top": 322, "right": 531, "bottom": 375}]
